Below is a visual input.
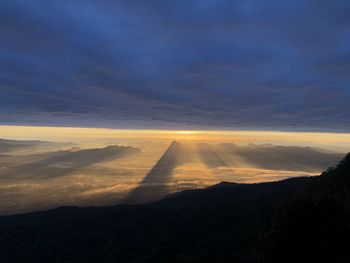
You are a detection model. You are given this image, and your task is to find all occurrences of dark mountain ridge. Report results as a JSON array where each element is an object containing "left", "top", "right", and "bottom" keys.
[{"left": 260, "top": 153, "right": 350, "bottom": 263}]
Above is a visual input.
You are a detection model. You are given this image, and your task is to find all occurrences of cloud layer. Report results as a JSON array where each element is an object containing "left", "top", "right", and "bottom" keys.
[{"left": 1, "top": 0, "right": 350, "bottom": 131}]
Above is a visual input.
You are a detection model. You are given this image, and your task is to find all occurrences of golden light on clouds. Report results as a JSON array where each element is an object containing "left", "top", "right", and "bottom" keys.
[
  {"left": 0, "top": 125, "right": 349, "bottom": 215},
  {"left": 0, "top": 125, "right": 350, "bottom": 150}
]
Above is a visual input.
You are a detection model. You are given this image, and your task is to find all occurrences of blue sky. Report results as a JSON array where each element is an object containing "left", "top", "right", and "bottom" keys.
[{"left": 1, "top": 0, "right": 350, "bottom": 131}]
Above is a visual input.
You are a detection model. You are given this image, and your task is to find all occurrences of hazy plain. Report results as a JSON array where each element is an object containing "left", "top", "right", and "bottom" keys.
[{"left": 0, "top": 125, "right": 348, "bottom": 215}]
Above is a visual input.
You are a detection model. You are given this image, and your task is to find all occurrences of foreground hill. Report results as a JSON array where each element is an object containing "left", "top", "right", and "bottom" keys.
[
  {"left": 0, "top": 154, "right": 349, "bottom": 263},
  {"left": 261, "top": 153, "right": 350, "bottom": 263}
]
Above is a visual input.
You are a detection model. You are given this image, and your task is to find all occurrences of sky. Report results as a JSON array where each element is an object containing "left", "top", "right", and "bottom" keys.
[{"left": 1, "top": 0, "right": 350, "bottom": 131}]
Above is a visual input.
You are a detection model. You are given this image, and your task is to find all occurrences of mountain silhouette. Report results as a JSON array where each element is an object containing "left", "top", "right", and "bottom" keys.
[
  {"left": 260, "top": 153, "right": 350, "bottom": 263},
  {"left": 0, "top": 153, "right": 349, "bottom": 263}
]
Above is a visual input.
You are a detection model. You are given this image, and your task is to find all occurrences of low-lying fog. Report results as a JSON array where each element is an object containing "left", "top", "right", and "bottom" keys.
[{"left": 0, "top": 129, "right": 348, "bottom": 215}]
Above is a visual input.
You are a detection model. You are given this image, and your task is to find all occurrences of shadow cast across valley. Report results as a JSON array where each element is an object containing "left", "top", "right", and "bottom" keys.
[
  {"left": 196, "top": 143, "right": 228, "bottom": 168},
  {"left": 215, "top": 143, "right": 345, "bottom": 172},
  {"left": 124, "top": 141, "right": 183, "bottom": 204},
  {"left": 0, "top": 145, "right": 140, "bottom": 180}
]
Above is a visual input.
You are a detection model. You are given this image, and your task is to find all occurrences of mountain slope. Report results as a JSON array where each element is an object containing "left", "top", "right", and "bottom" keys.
[
  {"left": 260, "top": 153, "right": 350, "bottom": 263},
  {"left": 0, "top": 179, "right": 310, "bottom": 263},
  {"left": 0, "top": 154, "right": 349, "bottom": 263}
]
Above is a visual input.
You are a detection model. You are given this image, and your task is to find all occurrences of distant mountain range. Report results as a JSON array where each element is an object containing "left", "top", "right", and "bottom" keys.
[
  {"left": 1, "top": 152, "right": 349, "bottom": 262},
  {"left": 0, "top": 138, "right": 75, "bottom": 154}
]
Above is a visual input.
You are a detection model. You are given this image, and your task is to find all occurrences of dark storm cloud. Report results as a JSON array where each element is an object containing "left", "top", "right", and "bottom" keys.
[{"left": 1, "top": 0, "right": 350, "bottom": 130}]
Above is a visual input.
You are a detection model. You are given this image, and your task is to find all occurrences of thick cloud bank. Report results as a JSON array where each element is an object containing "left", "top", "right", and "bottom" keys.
[{"left": 1, "top": 0, "right": 350, "bottom": 130}]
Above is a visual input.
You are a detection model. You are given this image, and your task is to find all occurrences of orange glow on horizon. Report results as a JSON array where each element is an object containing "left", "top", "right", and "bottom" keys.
[{"left": 0, "top": 125, "right": 350, "bottom": 148}]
